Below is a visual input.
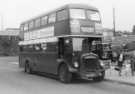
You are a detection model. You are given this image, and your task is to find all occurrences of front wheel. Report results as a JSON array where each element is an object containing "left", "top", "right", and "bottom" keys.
[{"left": 58, "top": 64, "right": 72, "bottom": 83}]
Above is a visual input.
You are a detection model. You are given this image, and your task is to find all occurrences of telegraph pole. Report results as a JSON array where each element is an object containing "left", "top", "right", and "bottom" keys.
[
  {"left": 1, "top": 15, "right": 3, "bottom": 31},
  {"left": 113, "top": 7, "right": 116, "bottom": 36}
]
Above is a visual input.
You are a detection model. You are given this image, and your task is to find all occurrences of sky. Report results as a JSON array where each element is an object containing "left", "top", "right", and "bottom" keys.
[{"left": 0, "top": 0, "right": 135, "bottom": 32}]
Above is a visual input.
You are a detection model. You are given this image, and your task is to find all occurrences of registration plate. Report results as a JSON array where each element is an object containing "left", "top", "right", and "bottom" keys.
[{"left": 86, "top": 73, "right": 96, "bottom": 77}]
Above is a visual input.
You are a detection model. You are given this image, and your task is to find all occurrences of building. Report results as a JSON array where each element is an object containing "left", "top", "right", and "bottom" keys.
[
  {"left": 0, "top": 28, "right": 20, "bottom": 56},
  {"left": 102, "top": 28, "right": 114, "bottom": 43}
]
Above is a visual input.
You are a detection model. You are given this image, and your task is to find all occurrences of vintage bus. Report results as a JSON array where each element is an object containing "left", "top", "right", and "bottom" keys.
[
  {"left": 19, "top": 4, "right": 106, "bottom": 83},
  {"left": 95, "top": 43, "right": 112, "bottom": 69}
]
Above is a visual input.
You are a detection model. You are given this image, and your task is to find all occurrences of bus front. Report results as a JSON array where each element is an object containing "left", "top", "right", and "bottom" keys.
[
  {"left": 68, "top": 7, "right": 105, "bottom": 81},
  {"left": 70, "top": 8, "right": 102, "bottom": 35}
]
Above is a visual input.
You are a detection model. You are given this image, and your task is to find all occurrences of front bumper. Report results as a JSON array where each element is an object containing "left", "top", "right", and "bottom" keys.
[
  {"left": 68, "top": 65, "right": 105, "bottom": 80},
  {"left": 80, "top": 72, "right": 102, "bottom": 80},
  {"left": 70, "top": 69, "right": 105, "bottom": 80}
]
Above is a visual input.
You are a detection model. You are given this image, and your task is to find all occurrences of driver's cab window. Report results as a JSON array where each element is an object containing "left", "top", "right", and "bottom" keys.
[
  {"left": 58, "top": 38, "right": 64, "bottom": 58},
  {"left": 72, "top": 38, "right": 83, "bottom": 51},
  {"left": 82, "top": 38, "right": 90, "bottom": 52},
  {"left": 64, "top": 38, "right": 72, "bottom": 53},
  {"left": 91, "top": 40, "right": 96, "bottom": 52}
]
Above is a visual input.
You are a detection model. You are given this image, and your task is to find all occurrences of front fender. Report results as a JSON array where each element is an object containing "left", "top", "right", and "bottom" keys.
[{"left": 57, "top": 58, "right": 78, "bottom": 73}]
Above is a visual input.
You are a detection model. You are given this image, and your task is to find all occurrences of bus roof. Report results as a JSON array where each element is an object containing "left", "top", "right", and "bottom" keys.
[
  {"left": 21, "top": 4, "right": 98, "bottom": 25},
  {"left": 64, "top": 4, "right": 98, "bottom": 10}
]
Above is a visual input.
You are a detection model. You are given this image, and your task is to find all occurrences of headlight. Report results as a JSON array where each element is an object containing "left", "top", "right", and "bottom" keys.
[
  {"left": 73, "top": 61, "right": 79, "bottom": 68},
  {"left": 100, "top": 60, "right": 104, "bottom": 66}
]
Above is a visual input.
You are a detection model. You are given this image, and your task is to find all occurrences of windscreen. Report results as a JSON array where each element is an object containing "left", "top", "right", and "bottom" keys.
[
  {"left": 86, "top": 10, "right": 100, "bottom": 21},
  {"left": 72, "top": 37, "right": 102, "bottom": 52},
  {"left": 72, "top": 38, "right": 83, "bottom": 51},
  {"left": 70, "top": 9, "right": 86, "bottom": 19},
  {"left": 103, "top": 44, "right": 111, "bottom": 51},
  {"left": 70, "top": 9, "right": 101, "bottom": 21}
]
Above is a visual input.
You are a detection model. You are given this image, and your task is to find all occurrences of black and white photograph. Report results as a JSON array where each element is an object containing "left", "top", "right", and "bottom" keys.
[{"left": 0, "top": 0, "right": 135, "bottom": 94}]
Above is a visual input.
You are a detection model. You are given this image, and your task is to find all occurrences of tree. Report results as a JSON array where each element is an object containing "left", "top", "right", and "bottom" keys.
[{"left": 132, "top": 25, "right": 135, "bottom": 34}]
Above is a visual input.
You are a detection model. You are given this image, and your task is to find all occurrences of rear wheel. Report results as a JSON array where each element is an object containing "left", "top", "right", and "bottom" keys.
[
  {"left": 25, "top": 63, "right": 33, "bottom": 74},
  {"left": 58, "top": 64, "right": 72, "bottom": 83}
]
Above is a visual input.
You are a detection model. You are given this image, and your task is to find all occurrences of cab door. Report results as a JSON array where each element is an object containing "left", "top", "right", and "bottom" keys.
[{"left": 58, "top": 38, "right": 64, "bottom": 58}]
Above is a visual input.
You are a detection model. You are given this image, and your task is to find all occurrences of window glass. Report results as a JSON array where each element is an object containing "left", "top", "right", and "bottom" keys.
[
  {"left": 24, "top": 24, "right": 28, "bottom": 31},
  {"left": 86, "top": 10, "right": 100, "bottom": 21},
  {"left": 70, "top": 9, "right": 85, "bottom": 19},
  {"left": 41, "top": 16, "right": 47, "bottom": 25},
  {"left": 35, "top": 18, "right": 41, "bottom": 27},
  {"left": 48, "top": 13, "right": 56, "bottom": 23},
  {"left": 41, "top": 43, "right": 47, "bottom": 50},
  {"left": 29, "top": 21, "right": 34, "bottom": 29},
  {"left": 34, "top": 44, "right": 41, "bottom": 51},
  {"left": 20, "top": 25, "right": 24, "bottom": 32},
  {"left": 57, "top": 9, "right": 68, "bottom": 21},
  {"left": 72, "top": 38, "right": 83, "bottom": 51},
  {"left": 82, "top": 38, "right": 90, "bottom": 52},
  {"left": 46, "top": 42, "right": 57, "bottom": 52},
  {"left": 19, "top": 46, "right": 23, "bottom": 52},
  {"left": 64, "top": 38, "right": 72, "bottom": 53}
]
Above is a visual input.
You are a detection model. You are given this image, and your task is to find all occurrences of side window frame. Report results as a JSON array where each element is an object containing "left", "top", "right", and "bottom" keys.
[
  {"left": 57, "top": 9, "right": 68, "bottom": 21},
  {"left": 35, "top": 18, "right": 41, "bottom": 28},
  {"left": 24, "top": 23, "right": 29, "bottom": 31},
  {"left": 48, "top": 13, "right": 56, "bottom": 23},
  {"left": 41, "top": 43, "right": 47, "bottom": 51},
  {"left": 29, "top": 21, "right": 34, "bottom": 30},
  {"left": 41, "top": 16, "right": 48, "bottom": 26},
  {"left": 46, "top": 42, "right": 57, "bottom": 52},
  {"left": 20, "top": 25, "right": 24, "bottom": 32}
]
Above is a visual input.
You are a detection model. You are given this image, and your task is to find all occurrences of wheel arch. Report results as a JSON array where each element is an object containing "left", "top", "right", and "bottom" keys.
[
  {"left": 57, "top": 62, "right": 67, "bottom": 74},
  {"left": 24, "top": 58, "right": 32, "bottom": 68}
]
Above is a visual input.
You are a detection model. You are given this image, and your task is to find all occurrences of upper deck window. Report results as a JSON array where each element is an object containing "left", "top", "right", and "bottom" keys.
[
  {"left": 24, "top": 24, "right": 28, "bottom": 31},
  {"left": 29, "top": 21, "right": 34, "bottom": 30},
  {"left": 20, "top": 25, "right": 24, "bottom": 32},
  {"left": 35, "top": 18, "right": 41, "bottom": 27},
  {"left": 57, "top": 9, "right": 68, "bottom": 21},
  {"left": 86, "top": 10, "right": 100, "bottom": 21},
  {"left": 41, "top": 16, "right": 48, "bottom": 26},
  {"left": 48, "top": 13, "right": 56, "bottom": 23},
  {"left": 70, "top": 9, "right": 85, "bottom": 19}
]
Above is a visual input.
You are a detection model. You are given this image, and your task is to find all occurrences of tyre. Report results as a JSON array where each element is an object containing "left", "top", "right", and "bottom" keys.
[
  {"left": 93, "top": 76, "right": 101, "bottom": 81},
  {"left": 93, "top": 71, "right": 105, "bottom": 82},
  {"left": 58, "top": 64, "right": 72, "bottom": 83},
  {"left": 100, "top": 71, "right": 105, "bottom": 80},
  {"left": 25, "top": 63, "right": 33, "bottom": 74}
]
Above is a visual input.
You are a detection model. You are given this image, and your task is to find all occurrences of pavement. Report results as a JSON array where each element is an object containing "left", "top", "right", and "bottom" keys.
[{"left": 105, "top": 65, "right": 135, "bottom": 86}]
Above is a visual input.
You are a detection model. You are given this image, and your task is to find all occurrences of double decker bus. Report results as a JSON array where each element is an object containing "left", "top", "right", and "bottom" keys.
[
  {"left": 19, "top": 4, "right": 106, "bottom": 83},
  {"left": 93, "top": 42, "right": 112, "bottom": 68}
]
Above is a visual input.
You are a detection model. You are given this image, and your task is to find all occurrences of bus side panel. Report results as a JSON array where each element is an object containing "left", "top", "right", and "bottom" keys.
[
  {"left": 55, "top": 20, "right": 70, "bottom": 36},
  {"left": 19, "top": 52, "right": 38, "bottom": 71},
  {"left": 36, "top": 52, "right": 58, "bottom": 74},
  {"left": 19, "top": 53, "right": 29, "bottom": 68},
  {"left": 35, "top": 42, "right": 58, "bottom": 74},
  {"left": 19, "top": 54, "right": 25, "bottom": 68}
]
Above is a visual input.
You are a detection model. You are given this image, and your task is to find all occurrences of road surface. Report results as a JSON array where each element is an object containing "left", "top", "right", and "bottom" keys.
[{"left": 0, "top": 56, "right": 134, "bottom": 94}]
